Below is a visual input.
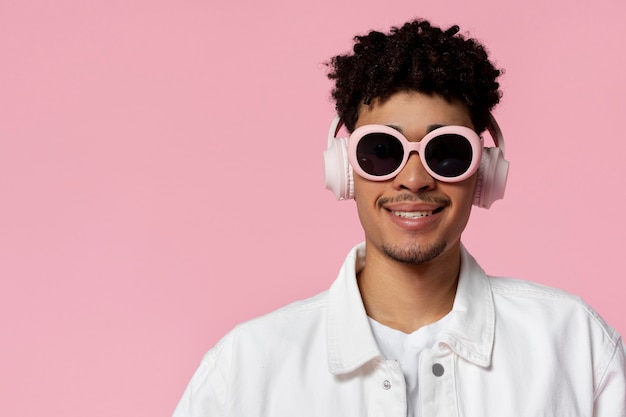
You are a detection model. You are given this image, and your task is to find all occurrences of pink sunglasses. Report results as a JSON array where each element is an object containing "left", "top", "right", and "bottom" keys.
[{"left": 347, "top": 124, "right": 483, "bottom": 182}]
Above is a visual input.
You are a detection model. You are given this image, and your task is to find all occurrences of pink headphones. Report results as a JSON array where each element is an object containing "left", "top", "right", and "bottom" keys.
[{"left": 323, "top": 115, "right": 509, "bottom": 208}]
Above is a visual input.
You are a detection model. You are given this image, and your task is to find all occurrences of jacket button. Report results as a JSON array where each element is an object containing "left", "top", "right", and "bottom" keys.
[
  {"left": 432, "top": 363, "right": 445, "bottom": 377},
  {"left": 382, "top": 380, "right": 391, "bottom": 390}
]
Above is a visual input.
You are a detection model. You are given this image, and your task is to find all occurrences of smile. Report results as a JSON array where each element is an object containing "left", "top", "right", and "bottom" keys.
[{"left": 392, "top": 208, "right": 443, "bottom": 219}]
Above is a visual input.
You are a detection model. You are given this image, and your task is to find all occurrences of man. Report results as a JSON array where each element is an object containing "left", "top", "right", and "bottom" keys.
[{"left": 173, "top": 19, "right": 626, "bottom": 416}]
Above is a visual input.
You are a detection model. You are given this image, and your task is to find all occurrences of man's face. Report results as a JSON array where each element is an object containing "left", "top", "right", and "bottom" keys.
[{"left": 353, "top": 91, "right": 477, "bottom": 265}]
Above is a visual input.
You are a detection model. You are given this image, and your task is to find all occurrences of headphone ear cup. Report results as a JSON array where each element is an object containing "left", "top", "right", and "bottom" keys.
[
  {"left": 323, "top": 136, "right": 354, "bottom": 200},
  {"left": 474, "top": 147, "right": 509, "bottom": 208}
]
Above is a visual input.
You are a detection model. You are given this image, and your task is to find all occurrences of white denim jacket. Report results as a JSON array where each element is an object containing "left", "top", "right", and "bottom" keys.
[{"left": 173, "top": 243, "right": 626, "bottom": 416}]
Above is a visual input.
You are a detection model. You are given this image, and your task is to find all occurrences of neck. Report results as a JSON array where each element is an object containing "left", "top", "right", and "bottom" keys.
[{"left": 358, "top": 242, "right": 461, "bottom": 334}]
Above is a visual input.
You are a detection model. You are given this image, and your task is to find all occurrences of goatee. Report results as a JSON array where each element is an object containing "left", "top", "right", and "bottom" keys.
[{"left": 381, "top": 241, "right": 447, "bottom": 265}]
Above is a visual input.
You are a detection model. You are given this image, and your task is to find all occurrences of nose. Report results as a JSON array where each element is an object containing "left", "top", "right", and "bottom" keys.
[{"left": 391, "top": 152, "right": 436, "bottom": 193}]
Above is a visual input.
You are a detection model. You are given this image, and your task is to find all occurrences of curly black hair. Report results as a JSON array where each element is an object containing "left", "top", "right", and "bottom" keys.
[{"left": 326, "top": 19, "right": 502, "bottom": 133}]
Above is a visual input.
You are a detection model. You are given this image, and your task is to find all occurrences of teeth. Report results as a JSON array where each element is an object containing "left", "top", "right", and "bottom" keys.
[{"left": 393, "top": 210, "right": 434, "bottom": 219}]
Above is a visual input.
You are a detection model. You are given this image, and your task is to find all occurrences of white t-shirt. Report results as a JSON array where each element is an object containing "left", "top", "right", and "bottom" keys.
[{"left": 369, "top": 313, "right": 453, "bottom": 417}]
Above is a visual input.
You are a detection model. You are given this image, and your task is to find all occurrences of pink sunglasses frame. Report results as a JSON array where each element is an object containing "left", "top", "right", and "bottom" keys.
[{"left": 347, "top": 124, "right": 484, "bottom": 182}]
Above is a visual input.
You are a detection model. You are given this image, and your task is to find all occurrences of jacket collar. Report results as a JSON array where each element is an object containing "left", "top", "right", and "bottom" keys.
[
  {"left": 326, "top": 243, "right": 495, "bottom": 375},
  {"left": 440, "top": 247, "right": 495, "bottom": 367}
]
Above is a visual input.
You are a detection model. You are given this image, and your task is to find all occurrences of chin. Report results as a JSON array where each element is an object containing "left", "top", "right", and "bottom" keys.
[{"left": 381, "top": 241, "right": 447, "bottom": 265}]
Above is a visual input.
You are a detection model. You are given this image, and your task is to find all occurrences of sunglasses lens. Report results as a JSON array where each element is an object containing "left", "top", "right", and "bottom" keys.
[
  {"left": 356, "top": 133, "right": 404, "bottom": 176},
  {"left": 425, "top": 134, "right": 473, "bottom": 178}
]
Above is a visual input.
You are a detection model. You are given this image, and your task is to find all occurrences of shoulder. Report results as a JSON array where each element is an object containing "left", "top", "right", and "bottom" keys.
[
  {"left": 204, "top": 290, "right": 329, "bottom": 358},
  {"left": 233, "top": 290, "right": 328, "bottom": 333},
  {"left": 488, "top": 275, "right": 579, "bottom": 301},
  {"left": 487, "top": 276, "right": 625, "bottom": 394},
  {"left": 488, "top": 276, "right": 621, "bottom": 346}
]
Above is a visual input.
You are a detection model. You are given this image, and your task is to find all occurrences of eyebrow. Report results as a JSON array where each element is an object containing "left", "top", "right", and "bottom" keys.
[{"left": 386, "top": 124, "right": 446, "bottom": 134}]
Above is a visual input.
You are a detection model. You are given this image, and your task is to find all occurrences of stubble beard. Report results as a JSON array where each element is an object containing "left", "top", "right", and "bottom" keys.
[{"left": 381, "top": 240, "right": 447, "bottom": 265}]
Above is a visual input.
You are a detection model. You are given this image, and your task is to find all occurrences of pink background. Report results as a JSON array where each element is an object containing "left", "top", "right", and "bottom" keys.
[{"left": 1, "top": 0, "right": 625, "bottom": 415}]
